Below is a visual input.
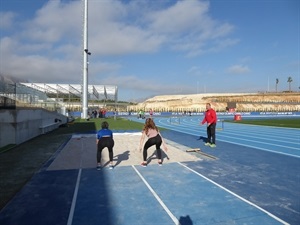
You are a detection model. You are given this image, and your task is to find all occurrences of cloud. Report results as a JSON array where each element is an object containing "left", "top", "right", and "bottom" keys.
[
  {"left": 0, "top": 11, "right": 17, "bottom": 29},
  {"left": 89, "top": 25, "right": 164, "bottom": 55},
  {"left": 187, "top": 66, "right": 203, "bottom": 77},
  {"left": 148, "top": 0, "right": 209, "bottom": 34},
  {"left": 1, "top": 0, "right": 236, "bottom": 58},
  {"left": 146, "top": 0, "right": 237, "bottom": 57},
  {"left": 227, "top": 65, "right": 250, "bottom": 74},
  {"left": 21, "top": 1, "right": 81, "bottom": 43},
  {"left": 0, "top": 0, "right": 238, "bottom": 100},
  {"left": 87, "top": 0, "right": 236, "bottom": 56},
  {"left": 86, "top": 0, "right": 166, "bottom": 55},
  {"left": 96, "top": 73, "right": 192, "bottom": 96}
]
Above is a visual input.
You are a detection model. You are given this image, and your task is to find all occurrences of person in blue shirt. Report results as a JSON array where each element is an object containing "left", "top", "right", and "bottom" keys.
[{"left": 96, "top": 121, "right": 114, "bottom": 169}]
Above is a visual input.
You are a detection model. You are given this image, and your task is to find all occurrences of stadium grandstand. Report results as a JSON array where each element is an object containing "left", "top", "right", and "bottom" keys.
[
  {"left": 20, "top": 83, "right": 117, "bottom": 102},
  {"left": 0, "top": 81, "right": 118, "bottom": 112}
]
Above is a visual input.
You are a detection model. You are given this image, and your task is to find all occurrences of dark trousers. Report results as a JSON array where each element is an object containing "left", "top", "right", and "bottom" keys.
[
  {"left": 97, "top": 137, "right": 114, "bottom": 163},
  {"left": 207, "top": 123, "right": 216, "bottom": 144},
  {"left": 143, "top": 134, "right": 162, "bottom": 161}
]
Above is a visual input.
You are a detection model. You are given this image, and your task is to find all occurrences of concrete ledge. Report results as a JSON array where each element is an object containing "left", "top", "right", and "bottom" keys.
[{"left": 39, "top": 123, "right": 60, "bottom": 134}]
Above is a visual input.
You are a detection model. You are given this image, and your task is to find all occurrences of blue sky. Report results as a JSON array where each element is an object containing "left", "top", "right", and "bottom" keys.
[{"left": 0, "top": 0, "right": 299, "bottom": 101}]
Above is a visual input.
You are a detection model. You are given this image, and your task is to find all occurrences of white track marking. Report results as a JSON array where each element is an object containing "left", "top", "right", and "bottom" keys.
[
  {"left": 178, "top": 162, "right": 289, "bottom": 225},
  {"left": 67, "top": 138, "right": 85, "bottom": 225},
  {"left": 67, "top": 169, "right": 82, "bottom": 225},
  {"left": 132, "top": 165, "right": 181, "bottom": 225}
]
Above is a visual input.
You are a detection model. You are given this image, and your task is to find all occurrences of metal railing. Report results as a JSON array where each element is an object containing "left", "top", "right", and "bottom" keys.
[{"left": 0, "top": 82, "right": 61, "bottom": 111}]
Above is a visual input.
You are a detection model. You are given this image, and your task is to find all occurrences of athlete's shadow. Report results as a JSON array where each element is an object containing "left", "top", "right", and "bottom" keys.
[
  {"left": 179, "top": 215, "right": 193, "bottom": 225},
  {"left": 112, "top": 150, "right": 130, "bottom": 167},
  {"left": 147, "top": 149, "right": 169, "bottom": 164},
  {"left": 197, "top": 136, "right": 208, "bottom": 143}
]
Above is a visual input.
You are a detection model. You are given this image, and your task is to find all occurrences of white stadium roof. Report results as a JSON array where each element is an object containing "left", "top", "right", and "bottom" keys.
[{"left": 20, "top": 83, "right": 118, "bottom": 101}]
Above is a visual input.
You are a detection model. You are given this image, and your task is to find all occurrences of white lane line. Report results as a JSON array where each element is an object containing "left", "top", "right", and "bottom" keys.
[
  {"left": 67, "top": 137, "right": 85, "bottom": 225},
  {"left": 132, "top": 165, "right": 181, "bottom": 225},
  {"left": 67, "top": 168, "right": 82, "bottom": 225},
  {"left": 213, "top": 139, "right": 300, "bottom": 158},
  {"left": 216, "top": 131, "right": 298, "bottom": 147},
  {"left": 177, "top": 162, "right": 289, "bottom": 225},
  {"left": 154, "top": 123, "right": 300, "bottom": 158}
]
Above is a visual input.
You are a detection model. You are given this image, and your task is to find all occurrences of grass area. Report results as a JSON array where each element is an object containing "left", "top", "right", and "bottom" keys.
[
  {"left": 0, "top": 118, "right": 144, "bottom": 153},
  {"left": 3, "top": 117, "right": 297, "bottom": 153},
  {"left": 58, "top": 117, "right": 171, "bottom": 134},
  {"left": 69, "top": 118, "right": 144, "bottom": 133},
  {"left": 0, "top": 117, "right": 150, "bottom": 153},
  {"left": 226, "top": 118, "right": 300, "bottom": 128},
  {"left": 0, "top": 144, "right": 17, "bottom": 154}
]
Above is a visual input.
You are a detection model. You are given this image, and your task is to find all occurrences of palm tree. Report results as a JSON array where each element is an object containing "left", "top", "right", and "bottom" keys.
[
  {"left": 276, "top": 78, "right": 279, "bottom": 92},
  {"left": 287, "top": 76, "right": 293, "bottom": 92}
]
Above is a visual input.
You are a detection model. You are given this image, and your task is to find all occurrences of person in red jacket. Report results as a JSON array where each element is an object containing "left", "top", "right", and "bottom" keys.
[{"left": 201, "top": 103, "right": 217, "bottom": 147}]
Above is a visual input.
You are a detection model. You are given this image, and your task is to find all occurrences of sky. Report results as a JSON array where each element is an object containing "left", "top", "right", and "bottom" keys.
[{"left": 0, "top": 0, "right": 299, "bottom": 102}]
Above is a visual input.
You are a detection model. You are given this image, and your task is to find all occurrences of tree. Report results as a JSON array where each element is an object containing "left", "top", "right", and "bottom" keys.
[
  {"left": 287, "top": 76, "right": 293, "bottom": 92},
  {"left": 276, "top": 78, "right": 279, "bottom": 92}
]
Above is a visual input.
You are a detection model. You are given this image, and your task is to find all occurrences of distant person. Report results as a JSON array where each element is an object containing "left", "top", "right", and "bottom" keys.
[
  {"left": 149, "top": 108, "right": 154, "bottom": 118},
  {"left": 93, "top": 110, "right": 97, "bottom": 118},
  {"left": 102, "top": 108, "right": 107, "bottom": 118},
  {"left": 139, "top": 118, "right": 168, "bottom": 166},
  {"left": 141, "top": 110, "right": 145, "bottom": 119},
  {"left": 201, "top": 103, "right": 217, "bottom": 147},
  {"left": 114, "top": 108, "right": 117, "bottom": 120},
  {"left": 96, "top": 121, "right": 114, "bottom": 169}
]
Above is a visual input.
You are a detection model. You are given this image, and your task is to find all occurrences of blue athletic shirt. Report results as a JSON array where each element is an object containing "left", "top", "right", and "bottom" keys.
[{"left": 97, "top": 129, "right": 113, "bottom": 139}]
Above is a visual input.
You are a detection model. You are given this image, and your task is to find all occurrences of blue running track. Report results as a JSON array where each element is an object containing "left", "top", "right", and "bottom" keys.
[{"left": 0, "top": 116, "right": 299, "bottom": 225}]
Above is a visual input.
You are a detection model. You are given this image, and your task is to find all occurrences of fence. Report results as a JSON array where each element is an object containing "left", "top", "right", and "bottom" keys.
[{"left": 0, "top": 82, "right": 61, "bottom": 112}]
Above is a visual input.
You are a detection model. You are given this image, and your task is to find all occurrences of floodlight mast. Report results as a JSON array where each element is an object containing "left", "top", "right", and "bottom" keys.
[{"left": 82, "top": 0, "right": 89, "bottom": 119}]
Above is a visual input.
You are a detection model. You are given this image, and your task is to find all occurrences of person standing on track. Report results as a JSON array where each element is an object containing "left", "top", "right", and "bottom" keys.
[
  {"left": 201, "top": 103, "right": 217, "bottom": 148},
  {"left": 139, "top": 118, "right": 168, "bottom": 167},
  {"left": 149, "top": 108, "right": 154, "bottom": 118},
  {"left": 96, "top": 121, "right": 114, "bottom": 169}
]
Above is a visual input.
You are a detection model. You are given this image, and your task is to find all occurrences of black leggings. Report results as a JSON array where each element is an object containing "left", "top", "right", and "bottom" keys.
[
  {"left": 143, "top": 134, "right": 162, "bottom": 161},
  {"left": 97, "top": 137, "right": 114, "bottom": 163},
  {"left": 207, "top": 123, "right": 216, "bottom": 144}
]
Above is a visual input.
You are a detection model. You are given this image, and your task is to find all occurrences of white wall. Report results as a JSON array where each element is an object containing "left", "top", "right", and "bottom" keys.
[{"left": 0, "top": 109, "right": 67, "bottom": 148}]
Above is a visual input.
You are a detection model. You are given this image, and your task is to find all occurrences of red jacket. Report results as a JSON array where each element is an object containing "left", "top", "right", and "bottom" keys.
[{"left": 202, "top": 108, "right": 217, "bottom": 124}]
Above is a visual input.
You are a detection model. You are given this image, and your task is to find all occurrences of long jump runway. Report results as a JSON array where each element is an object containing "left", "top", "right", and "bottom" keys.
[
  {"left": 0, "top": 162, "right": 287, "bottom": 225},
  {"left": 0, "top": 116, "right": 299, "bottom": 225}
]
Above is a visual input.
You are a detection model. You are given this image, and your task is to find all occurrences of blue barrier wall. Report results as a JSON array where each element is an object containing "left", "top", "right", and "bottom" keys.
[{"left": 70, "top": 111, "right": 300, "bottom": 118}]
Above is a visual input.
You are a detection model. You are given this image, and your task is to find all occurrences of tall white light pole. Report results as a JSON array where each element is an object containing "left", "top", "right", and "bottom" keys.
[{"left": 82, "top": 0, "right": 89, "bottom": 119}]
